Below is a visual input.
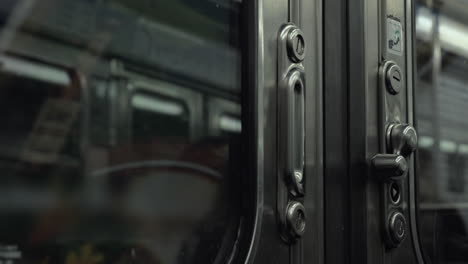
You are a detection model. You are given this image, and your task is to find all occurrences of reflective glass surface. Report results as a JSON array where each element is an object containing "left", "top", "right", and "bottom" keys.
[
  {"left": 0, "top": 0, "right": 243, "bottom": 263},
  {"left": 416, "top": 1, "right": 468, "bottom": 262}
]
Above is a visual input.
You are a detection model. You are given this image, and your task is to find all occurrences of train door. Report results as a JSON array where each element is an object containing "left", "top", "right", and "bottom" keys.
[
  {"left": 0, "top": 0, "right": 323, "bottom": 264},
  {"left": 324, "top": 0, "right": 424, "bottom": 263},
  {"left": 360, "top": 0, "right": 423, "bottom": 262},
  {"left": 326, "top": 0, "right": 468, "bottom": 263}
]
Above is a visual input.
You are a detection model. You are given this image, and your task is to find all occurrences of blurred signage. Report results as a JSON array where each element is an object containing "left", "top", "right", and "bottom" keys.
[{"left": 21, "top": 98, "right": 79, "bottom": 164}]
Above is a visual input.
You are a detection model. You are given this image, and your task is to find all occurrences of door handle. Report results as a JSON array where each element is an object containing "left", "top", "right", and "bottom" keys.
[
  {"left": 282, "top": 69, "right": 305, "bottom": 196},
  {"left": 277, "top": 23, "right": 307, "bottom": 243},
  {"left": 372, "top": 123, "right": 417, "bottom": 181},
  {"left": 372, "top": 154, "right": 408, "bottom": 181}
]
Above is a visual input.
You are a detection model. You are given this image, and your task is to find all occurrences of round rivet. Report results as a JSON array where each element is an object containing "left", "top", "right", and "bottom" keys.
[
  {"left": 286, "top": 201, "right": 307, "bottom": 239},
  {"left": 388, "top": 211, "right": 407, "bottom": 245}
]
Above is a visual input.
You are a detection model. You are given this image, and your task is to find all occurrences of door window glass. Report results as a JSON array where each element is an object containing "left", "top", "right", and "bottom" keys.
[
  {"left": 0, "top": 0, "right": 244, "bottom": 263},
  {"left": 415, "top": 1, "right": 468, "bottom": 262}
]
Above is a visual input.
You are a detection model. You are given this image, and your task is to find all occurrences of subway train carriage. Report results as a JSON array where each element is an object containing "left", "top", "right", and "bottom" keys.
[{"left": 0, "top": 0, "right": 466, "bottom": 263}]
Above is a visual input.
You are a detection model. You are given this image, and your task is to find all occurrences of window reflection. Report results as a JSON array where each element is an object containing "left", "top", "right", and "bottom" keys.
[
  {"left": 0, "top": 0, "right": 244, "bottom": 263},
  {"left": 219, "top": 115, "right": 242, "bottom": 134},
  {"left": 132, "top": 95, "right": 186, "bottom": 116},
  {"left": 416, "top": 1, "right": 468, "bottom": 262}
]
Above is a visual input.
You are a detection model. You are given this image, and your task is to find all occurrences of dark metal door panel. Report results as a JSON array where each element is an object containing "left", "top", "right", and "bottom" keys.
[
  {"left": 299, "top": 0, "right": 324, "bottom": 263},
  {"left": 349, "top": 0, "right": 424, "bottom": 262},
  {"left": 243, "top": 0, "right": 290, "bottom": 263},
  {"left": 324, "top": 0, "right": 424, "bottom": 263},
  {"left": 245, "top": 0, "right": 323, "bottom": 263}
]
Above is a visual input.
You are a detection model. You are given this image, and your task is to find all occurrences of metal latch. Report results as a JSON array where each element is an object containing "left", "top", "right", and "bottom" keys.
[{"left": 371, "top": 60, "right": 418, "bottom": 248}]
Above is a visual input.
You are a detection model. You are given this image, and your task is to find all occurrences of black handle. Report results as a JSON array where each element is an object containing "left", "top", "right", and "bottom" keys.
[
  {"left": 372, "top": 154, "right": 408, "bottom": 181},
  {"left": 281, "top": 69, "right": 305, "bottom": 196}
]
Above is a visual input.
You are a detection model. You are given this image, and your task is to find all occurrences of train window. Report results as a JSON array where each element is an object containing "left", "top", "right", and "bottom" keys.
[
  {"left": 415, "top": 1, "right": 468, "bottom": 262},
  {"left": 0, "top": 0, "right": 244, "bottom": 263}
]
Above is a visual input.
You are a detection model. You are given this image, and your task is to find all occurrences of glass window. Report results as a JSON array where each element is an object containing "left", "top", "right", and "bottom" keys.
[
  {"left": 415, "top": 1, "right": 468, "bottom": 262},
  {"left": 0, "top": 0, "right": 244, "bottom": 263}
]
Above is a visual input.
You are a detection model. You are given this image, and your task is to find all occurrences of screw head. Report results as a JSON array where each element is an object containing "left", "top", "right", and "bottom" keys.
[
  {"left": 287, "top": 28, "right": 306, "bottom": 63},
  {"left": 385, "top": 63, "right": 403, "bottom": 94},
  {"left": 293, "top": 35, "right": 305, "bottom": 55},
  {"left": 388, "top": 211, "right": 407, "bottom": 245}
]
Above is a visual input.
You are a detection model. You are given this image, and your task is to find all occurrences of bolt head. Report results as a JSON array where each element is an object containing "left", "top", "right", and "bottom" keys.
[
  {"left": 385, "top": 63, "right": 403, "bottom": 94},
  {"left": 287, "top": 28, "right": 306, "bottom": 63}
]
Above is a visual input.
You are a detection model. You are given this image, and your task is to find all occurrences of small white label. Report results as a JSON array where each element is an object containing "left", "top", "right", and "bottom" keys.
[{"left": 387, "top": 18, "right": 403, "bottom": 56}]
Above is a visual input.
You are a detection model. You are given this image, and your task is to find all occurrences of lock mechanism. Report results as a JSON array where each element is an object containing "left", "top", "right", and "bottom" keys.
[
  {"left": 372, "top": 57, "right": 418, "bottom": 248},
  {"left": 373, "top": 123, "right": 417, "bottom": 181},
  {"left": 373, "top": 120, "right": 417, "bottom": 247},
  {"left": 372, "top": 120, "right": 417, "bottom": 247},
  {"left": 372, "top": 0, "right": 415, "bottom": 250}
]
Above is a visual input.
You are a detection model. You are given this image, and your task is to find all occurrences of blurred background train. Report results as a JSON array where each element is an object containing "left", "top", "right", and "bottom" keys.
[{"left": 0, "top": 0, "right": 466, "bottom": 264}]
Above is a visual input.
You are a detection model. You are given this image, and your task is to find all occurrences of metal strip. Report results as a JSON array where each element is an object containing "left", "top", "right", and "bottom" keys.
[
  {"left": 244, "top": 0, "right": 264, "bottom": 261},
  {"left": 406, "top": 0, "right": 425, "bottom": 262},
  {"left": 289, "top": 0, "right": 300, "bottom": 26},
  {"left": 288, "top": 2, "right": 303, "bottom": 264},
  {"left": 299, "top": 0, "right": 323, "bottom": 262}
]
